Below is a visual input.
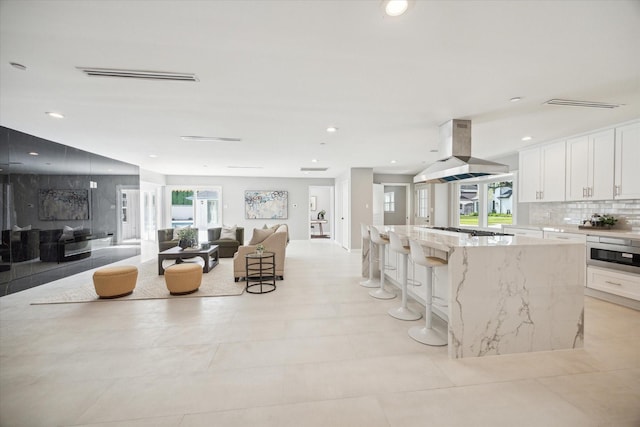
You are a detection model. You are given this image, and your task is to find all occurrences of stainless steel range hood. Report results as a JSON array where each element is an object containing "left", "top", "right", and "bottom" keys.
[{"left": 414, "top": 119, "right": 509, "bottom": 184}]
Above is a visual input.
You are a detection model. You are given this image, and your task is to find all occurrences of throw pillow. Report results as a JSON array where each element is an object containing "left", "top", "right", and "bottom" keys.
[
  {"left": 220, "top": 225, "right": 237, "bottom": 240},
  {"left": 60, "top": 225, "right": 75, "bottom": 240},
  {"left": 249, "top": 227, "right": 275, "bottom": 245},
  {"left": 12, "top": 224, "right": 32, "bottom": 231},
  {"left": 172, "top": 227, "right": 185, "bottom": 241}
]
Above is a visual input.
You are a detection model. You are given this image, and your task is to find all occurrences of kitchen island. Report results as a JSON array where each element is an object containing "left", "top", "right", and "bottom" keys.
[{"left": 375, "top": 225, "right": 585, "bottom": 359}]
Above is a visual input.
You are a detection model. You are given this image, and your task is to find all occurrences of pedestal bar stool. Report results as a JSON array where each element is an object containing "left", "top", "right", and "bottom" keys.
[
  {"left": 407, "top": 239, "right": 448, "bottom": 346},
  {"left": 387, "top": 232, "right": 422, "bottom": 320},
  {"left": 359, "top": 224, "right": 378, "bottom": 288},
  {"left": 368, "top": 226, "right": 396, "bottom": 300}
]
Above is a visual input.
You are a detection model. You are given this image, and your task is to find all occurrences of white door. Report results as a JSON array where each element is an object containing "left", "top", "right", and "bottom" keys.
[{"left": 341, "top": 179, "right": 349, "bottom": 250}]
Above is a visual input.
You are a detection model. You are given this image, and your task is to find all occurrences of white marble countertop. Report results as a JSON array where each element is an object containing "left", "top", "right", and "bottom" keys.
[
  {"left": 503, "top": 224, "right": 640, "bottom": 239},
  {"left": 373, "top": 225, "right": 580, "bottom": 252}
]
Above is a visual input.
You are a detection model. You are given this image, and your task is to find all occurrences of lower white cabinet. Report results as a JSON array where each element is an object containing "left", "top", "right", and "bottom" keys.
[
  {"left": 503, "top": 227, "right": 543, "bottom": 238},
  {"left": 542, "top": 231, "right": 587, "bottom": 243},
  {"left": 587, "top": 266, "right": 640, "bottom": 301}
]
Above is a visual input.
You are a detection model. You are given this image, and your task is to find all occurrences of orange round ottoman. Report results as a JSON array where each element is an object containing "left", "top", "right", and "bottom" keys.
[
  {"left": 93, "top": 265, "right": 138, "bottom": 298},
  {"left": 164, "top": 263, "right": 202, "bottom": 295}
]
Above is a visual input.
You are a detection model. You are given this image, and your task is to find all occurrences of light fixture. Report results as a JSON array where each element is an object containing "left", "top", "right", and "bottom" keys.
[
  {"left": 326, "top": 127, "right": 338, "bottom": 133},
  {"left": 180, "top": 135, "right": 242, "bottom": 142},
  {"left": 10, "top": 62, "right": 26, "bottom": 71},
  {"left": 383, "top": 0, "right": 410, "bottom": 16},
  {"left": 28, "top": 152, "right": 39, "bottom": 156},
  {"left": 510, "top": 97, "right": 522, "bottom": 103},
  {"left": 521, "top": 136, "right": 532, "bottom": 141},
  {"left": 390, "top": 160, "right": 397, "bottom": 164},
  {"left": 311, "top": 159, "right": 318, "bottom": 163},
  {"left": 149, "top": 154, "right": 158, "bottom": 158},
  {"left": 45, "top": 112, "right": 64, "bottom": 119}
]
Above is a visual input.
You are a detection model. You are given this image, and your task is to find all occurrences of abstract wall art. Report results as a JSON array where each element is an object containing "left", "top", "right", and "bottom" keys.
[
  {"left": 244, "top": 190, "right": 288, "bottom": 219},
  {"left": 39, "top": 189, "right": 90, "bottom": 220}
]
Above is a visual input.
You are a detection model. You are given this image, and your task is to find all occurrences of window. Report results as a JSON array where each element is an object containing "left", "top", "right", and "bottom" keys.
[
  {"left": 459, "top": 184, "right": 479, "bottom": 226},
  {"left": 456, "top": 175, "right": 515, "bottom": 228},
  {"left": 416, "top": 186, "right": 429, "bottom": 219},
  {"left": 384, "top": 192, "right": 395, "bottom": 212},
  {"left": 486, "top": 181, "right": 513, "bottom": 227}
]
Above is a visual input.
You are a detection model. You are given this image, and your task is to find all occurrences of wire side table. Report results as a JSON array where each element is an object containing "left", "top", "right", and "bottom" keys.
[{"left": 245, "top": 252, "right": 276, "bottom": 294}]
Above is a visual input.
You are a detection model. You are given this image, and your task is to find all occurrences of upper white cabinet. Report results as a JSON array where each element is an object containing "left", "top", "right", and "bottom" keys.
[
  {"left": 565, "top": 129, "right": 615, "bottom": 201},
  {"left": 518, "top": 140, "right": 566, "bottom": 202},
  {"left": 614, "top": 122, "right": 640, "bottom": 199}
]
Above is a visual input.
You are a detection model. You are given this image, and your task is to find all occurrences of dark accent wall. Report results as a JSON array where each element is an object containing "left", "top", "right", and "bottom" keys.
[{"left": 0, "top": 126, "right": 140, "bottom": 295}]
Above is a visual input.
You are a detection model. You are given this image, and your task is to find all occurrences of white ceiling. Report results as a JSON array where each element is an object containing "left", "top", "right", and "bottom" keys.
[{"left": 1, "top": 0, "right": 639, "bottom": 179}]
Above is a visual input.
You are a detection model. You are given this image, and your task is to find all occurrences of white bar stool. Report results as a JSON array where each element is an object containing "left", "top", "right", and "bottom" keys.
[
  {"left": 407, "top": 239, "right": 448, "bottom": 346},
  {"left": 387, "top": 232, "right": 422, "bottom": 320},
  {"left": 368, "top": 226, "right": 396, "bottom": 300},
  {"left": 359, "top": 224, "right": 378, "bottom": 288}
]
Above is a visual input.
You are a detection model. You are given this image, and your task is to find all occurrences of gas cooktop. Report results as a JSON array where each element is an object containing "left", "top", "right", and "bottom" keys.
[{"left": 430, "top": 227, "right": 512, "bottom": 237}]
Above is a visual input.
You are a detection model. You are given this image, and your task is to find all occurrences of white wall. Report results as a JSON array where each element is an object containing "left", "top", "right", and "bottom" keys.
[
  {"left": 350, "top": 168, "right": 373, "bottom": 250},
  {"left": 164, "top": 175, "right": 334, "bottom": 241}
]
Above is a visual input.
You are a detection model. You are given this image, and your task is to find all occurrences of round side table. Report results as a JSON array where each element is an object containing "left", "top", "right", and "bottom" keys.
[{"left": 245, "top": 252, "right": 276, "bottom": 294}]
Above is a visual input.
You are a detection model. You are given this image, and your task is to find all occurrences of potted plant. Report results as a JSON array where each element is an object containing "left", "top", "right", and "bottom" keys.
[
  {"left": 177, "top": 227, "right": 198, "bottom": 249},
  {"left": 256, "top": 243, "right": 265, "bottom": 255}
]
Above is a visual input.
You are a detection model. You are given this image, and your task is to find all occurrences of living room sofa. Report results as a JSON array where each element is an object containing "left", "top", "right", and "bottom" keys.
[
  {"left": 39, "top": 228, "right": 92, "bottom": 263},
  {"left": 1, "top": 229, "right": 40, "bottom": 262},
  {"left": 233, "top": 224, "right": 288, "bottom": 281},
  {"left": 207, "top": 226, "right": 244, "bottom": 258},
  {"left": 158, "top": 228, "right": 178, "bottom": 251}
]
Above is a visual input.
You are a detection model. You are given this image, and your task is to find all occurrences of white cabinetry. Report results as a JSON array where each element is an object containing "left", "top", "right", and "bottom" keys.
[
  {"left": 587, "top": 266, "right": 640, "bottom": 302},
  {"left": 614, "top": 122, "right": 640, "bottom": 199},
  {"left": 518, "top": 141, "right": 565, "bottom": 202},
  {"left": 565, "top": 129, "right": 615, "bottom": 201},
  {"left": 502, "top": 226, "right": 543, "bottom": 238},
  {"left": 543, "top": 231, "right": 587, "bottom": 243}
]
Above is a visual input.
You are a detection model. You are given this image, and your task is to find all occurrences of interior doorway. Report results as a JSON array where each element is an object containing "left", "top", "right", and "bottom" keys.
[
  {"left": 309, "top": 185, "right": 334, "bottom": 240},
  {"left": 116, "top": 186, "right": 140, "bottom": 243},
  {"left": 378, "top": 183, "right": 412, "bottom": 226}
]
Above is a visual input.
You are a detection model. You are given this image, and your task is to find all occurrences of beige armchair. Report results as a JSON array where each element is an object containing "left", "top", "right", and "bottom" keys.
[{"left": 234, "top": 227, "right": 288, "bottom": 281}]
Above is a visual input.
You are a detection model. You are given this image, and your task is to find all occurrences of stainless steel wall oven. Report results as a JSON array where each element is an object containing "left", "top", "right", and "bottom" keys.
[{"left": 586, "top": 236, "right": 640, "bottom": 275}]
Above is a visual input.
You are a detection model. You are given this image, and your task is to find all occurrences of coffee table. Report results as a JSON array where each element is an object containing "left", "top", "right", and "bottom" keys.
[{"left": 158, "top": 245, "right": 219, "bottom": 275}]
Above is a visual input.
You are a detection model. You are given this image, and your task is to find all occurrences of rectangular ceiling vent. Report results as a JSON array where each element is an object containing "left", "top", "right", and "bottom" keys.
[
  {"left": 544, "top": 99, "right": 620, "bottom": 109},
  {"left": 76, "top": 67, "right": 198, "bottom": 82},
  {"left": 300, "top": 167, "right": 328, "bottom": 172}
]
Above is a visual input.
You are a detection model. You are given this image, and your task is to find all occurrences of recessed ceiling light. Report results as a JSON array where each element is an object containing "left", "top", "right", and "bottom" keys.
[
  {"left": 383, "top": 0, "right": 410, "bottom": 16},
  {"left": 311, "top": 159, "right": 318, "bottom": 163},
  {"left": 303, "top": 171, "right": 310, "bottom": 175},
  {"left": 429, "top": 149, "right": 438, "bottom": 153},
  {"left": 390, "top": 160, "right": 397, "bottom": 164},
  {"left": 521, "top": 136, "right": 532, "bottom": 141},
  {"left": 149, "top": 154, "right": 158, "bottom": 158},
  {"left": 326, "top": 127, "right": 338, "bottom": 133},
  {"left": 181, "top": 136, "right": 242, "bottom": 142},
  {"left": 29, "top": 152, "right": 39, "bottom": 156},
  {"left": 10, "top": 62, "right": 26, "bottom": 71},
  {"left": 45, "top": 112, "right": 64, "bottom": 119},
  {"left": 510, "top": 97, "right": 522, "bottom": 103}
]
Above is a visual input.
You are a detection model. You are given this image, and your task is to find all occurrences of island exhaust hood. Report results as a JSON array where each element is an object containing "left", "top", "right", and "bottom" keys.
[{"left": 414, "top": 119, "right": 509, "bottom": 184}]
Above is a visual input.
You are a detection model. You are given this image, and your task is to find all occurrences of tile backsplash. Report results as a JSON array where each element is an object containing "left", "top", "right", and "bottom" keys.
[{"left": 528, "top": 199, "right": 640, "bottom": 230}]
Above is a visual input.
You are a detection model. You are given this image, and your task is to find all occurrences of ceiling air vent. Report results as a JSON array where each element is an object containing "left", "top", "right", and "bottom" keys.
[
  {"left": 76, "top": 67, "right": 198, "bottom": 82},
  {"left": 544, "top": 99, "right": 620, "bottom": 109},
  {"left": 300, "top": 167, "right": 328, "bottom": 172}
]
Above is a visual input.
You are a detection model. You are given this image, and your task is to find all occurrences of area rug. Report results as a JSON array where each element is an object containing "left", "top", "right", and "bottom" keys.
[{"left": 31, "top": 258, "right": 244, "bottom": 304}]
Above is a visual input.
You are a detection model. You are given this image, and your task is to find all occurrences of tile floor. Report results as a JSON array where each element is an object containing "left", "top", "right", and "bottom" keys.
[{"left": 0, "top": 240, "right": 638, "bottom": 426}]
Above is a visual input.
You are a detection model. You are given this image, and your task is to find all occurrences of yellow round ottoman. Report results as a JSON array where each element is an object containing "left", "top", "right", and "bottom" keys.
[
  {"left": 93, "top": 265, "right": 138, "bottom": 299},
  {"left": 164, "top": 263, "right": 202, "bottom": 295}
]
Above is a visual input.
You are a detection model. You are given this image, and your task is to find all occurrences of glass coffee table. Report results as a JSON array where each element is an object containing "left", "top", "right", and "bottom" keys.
[{"left": 158, "top": 245, "right": 219, "bottom": 275}]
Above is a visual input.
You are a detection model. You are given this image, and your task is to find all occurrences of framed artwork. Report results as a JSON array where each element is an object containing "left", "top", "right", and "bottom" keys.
[
  {"left": 310, "top": 196, "right": 317, "bottom": 211},
  {"left": 39, "top": 189, "right": 90, "bottom": 220},
  {"left": 244, "top": 190, "right": 288, "bottom": 219}
]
